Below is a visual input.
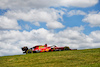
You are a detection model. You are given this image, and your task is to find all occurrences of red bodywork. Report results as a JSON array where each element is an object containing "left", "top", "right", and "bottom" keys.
[{"left": 32, "top": 44, "right": 51, "bottom": 52}]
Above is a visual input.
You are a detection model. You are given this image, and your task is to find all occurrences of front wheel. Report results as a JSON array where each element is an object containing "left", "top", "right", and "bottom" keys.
[{"left": 26, "top": 49, "right": 33, "bottom": 54}]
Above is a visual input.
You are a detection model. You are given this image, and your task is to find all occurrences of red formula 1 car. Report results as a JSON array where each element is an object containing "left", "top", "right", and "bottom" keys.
[{"left": 21, "top": 44, "right": 74, "bottom": 54}]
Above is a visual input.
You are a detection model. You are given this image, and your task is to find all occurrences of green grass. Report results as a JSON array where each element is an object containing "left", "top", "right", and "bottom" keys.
[{"left": 0, "top": 48, "right": 100, "bottom": 67}]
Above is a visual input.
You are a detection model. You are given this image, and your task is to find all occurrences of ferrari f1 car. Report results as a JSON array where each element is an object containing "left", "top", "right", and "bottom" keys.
[{"left": 21, "top": 44, "right": 76, "bottom": 54}]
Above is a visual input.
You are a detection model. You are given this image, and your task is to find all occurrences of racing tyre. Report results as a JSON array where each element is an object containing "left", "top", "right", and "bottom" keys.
[
  {"left": 26, "top": 49, "right": 33, "bottom": 54},
  {"left": 59, "top": 49, "right": 62, "bottom": 51},
  {"left": 53, "top": 48, "right": 55, "bottom": 51},
  {"left": 64, "top": 47, "right": 70, "bottom": 50}
]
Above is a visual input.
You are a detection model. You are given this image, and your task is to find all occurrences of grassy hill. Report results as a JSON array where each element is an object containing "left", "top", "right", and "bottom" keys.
[{"left": 0, "top": 48, "right": 100, "bottom": 67}]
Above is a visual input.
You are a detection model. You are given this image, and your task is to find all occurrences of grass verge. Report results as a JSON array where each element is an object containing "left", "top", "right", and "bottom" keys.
[{"left": 0, "top": 48, "right": 100, "bottom": 67}]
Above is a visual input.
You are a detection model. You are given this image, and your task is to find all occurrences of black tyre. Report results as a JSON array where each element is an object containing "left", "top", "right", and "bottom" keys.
[
  {"left": 53, "top": 48, "right": 55, "bottom": 51},
  {"left": 26, "top": 49, "right": 33, "bottom": 54},
  {"left": 64, "top": 47, "right": 70, "bottom": 50},
  {"left": 59, "top": 49, "right": 62, "bottom": 51}
]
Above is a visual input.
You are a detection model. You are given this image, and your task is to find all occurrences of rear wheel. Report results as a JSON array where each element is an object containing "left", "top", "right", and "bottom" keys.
[
  {"left": 59, "top": 49, "right": 62, "bottom": 51},
  {"left": 26, "top": 49, "right": 33, "bottom": 54},
  {"left": 53, "top": 48, "right": 55, "bottom": 51},
  {"left": 64, "top": 47, "right": 70, "bottom": 50}
]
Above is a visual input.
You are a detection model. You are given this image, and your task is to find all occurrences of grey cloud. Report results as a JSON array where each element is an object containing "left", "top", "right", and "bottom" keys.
[
  {"left": 0, "top": 0, "right": 98, "bottom": 10},
  {"left": 4, "top": 8, "right": 65, "bottom": 29},
  {"left": 0, "top": 26, "right": 100, "bottom": 56},
  {"left": 67, "top": 10, "right": 87, "bottom": 17},
  {"left": 83, "top": 12, "right": 100, "bottom": 27},
  {"left": 0, "top": 16, "right": 21, "bottom": 30}
]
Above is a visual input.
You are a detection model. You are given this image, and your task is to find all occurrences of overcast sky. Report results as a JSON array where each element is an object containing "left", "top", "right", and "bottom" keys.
[{"left": 0, "top": 0, "right": 100, "bottom": 56}]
